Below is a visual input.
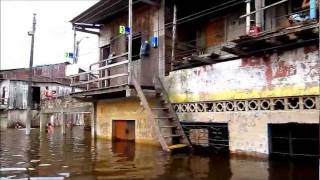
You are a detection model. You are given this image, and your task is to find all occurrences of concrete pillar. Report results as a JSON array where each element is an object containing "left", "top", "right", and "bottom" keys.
[
  {"left": 246, "top": 0, "right": 251, "bottom": 34},
  {"left": 91, "top": 103, "right": 97, "bottom": 139},
  {"left": 255, "top": 0, "right": 265, "bottom": 29},
  {"left": 39, "top": 113, "right": 47, "bottom": 132},
  {"left": 61, "top": 112, "right": 65, "bottom": 135}
]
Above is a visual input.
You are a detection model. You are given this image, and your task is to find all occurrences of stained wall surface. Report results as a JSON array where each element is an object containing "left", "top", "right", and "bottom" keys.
[
  {"left": 96, "top": 97, "right": 158, "bottom": 145},
  {"left": 165, "top": 46, "right": 319, "bottom": 103},
  {"left": 164, "top": 46, "right": 319, "bottom": 155}
]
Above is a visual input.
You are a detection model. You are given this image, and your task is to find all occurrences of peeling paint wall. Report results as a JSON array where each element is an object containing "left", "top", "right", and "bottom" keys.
[
  {"left": 165, "top": 46, "right": 319, "bottom": 103},
  {"left": 164, "top": 46, "right": 319, "bottom": 155},
  {"left": 6, "top": 81, "right": 72, "bottom": 110},
  {"left": 178, "top": 110, "right": 319, "bottom": 155},
  {"left": 96, "top": 97, "right": 158, "bottom": 145}
]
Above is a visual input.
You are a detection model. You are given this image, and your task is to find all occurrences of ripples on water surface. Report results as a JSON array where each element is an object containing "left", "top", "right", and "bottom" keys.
[{"left": 0, "top": 127, "right": 318, "bottom": 180}]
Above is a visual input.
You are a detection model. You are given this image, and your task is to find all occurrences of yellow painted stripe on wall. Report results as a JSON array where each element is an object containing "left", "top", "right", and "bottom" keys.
[{"left": 169, "top": 86, "right": 320, "bottom": 103}]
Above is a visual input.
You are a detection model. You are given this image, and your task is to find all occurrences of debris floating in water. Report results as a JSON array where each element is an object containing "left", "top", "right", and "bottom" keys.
[
  {"left": 16, "top": 162, "right": 25, "bottom": 165},
  {"left": 58, "top": 172, "right": 70, "bottom": 177},
  {"left": 12, "top": 154, "right": 23, "bottom": 157},
  {"left": 38, "top": 164, "right": 52, "bottom": 167},
  {"left": 0, "top": 168, "right": 27, "bottom": 171},
  {"left": 30, "top": 159, "right": 41, "bottom": 163}
]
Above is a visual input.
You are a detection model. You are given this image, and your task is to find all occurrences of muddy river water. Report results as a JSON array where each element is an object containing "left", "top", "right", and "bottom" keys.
[{"left": 0, "top": 126, "right": 318, "bottom": 179}]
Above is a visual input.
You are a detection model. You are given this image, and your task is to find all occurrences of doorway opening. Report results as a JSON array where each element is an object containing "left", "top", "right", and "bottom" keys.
[
  {"left": 268, "top": 123, "right": 319, "bottom": 158},
  {"left": 112, "top": 120, "right": 135, "bottom": 141},
  {"left": 181, "top": 122, "right": 229, "bottom": 153},
  {"left": 32, "top": 86, "right": 40, "bottom": 109}
]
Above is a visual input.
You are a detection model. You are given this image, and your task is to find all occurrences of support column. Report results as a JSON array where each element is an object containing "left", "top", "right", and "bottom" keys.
[
  {"left": 255, "top": 0, "right": 265, "bottom": 29},
  {"left": 39, "top": 113, "right": 47, "bottom": 133},
  {"left": 91, "top": 103, "right": 97, "bottom": 139},
  {"left": 246, "top": 0, "right": 251, "bottom": 34},
  {"left": 171, "top": 4, "right": 177, "bottom": 71},
  {"left": 128, "top": 0, "right": 133, "bottom": 84},
  {"left": 61, "top": 112, "right": 65, "bottom": 135},
  {"left": 158, "top": 0, "right": 165, "bottom": 77}
]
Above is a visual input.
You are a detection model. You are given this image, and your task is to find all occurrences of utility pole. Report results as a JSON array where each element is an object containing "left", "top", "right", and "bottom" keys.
[
  {"left": 26, "top": 13, "right": 36, "bottom": 135},
  {"left": 73, "top": 26, "right": 77, "bottom": 64}
]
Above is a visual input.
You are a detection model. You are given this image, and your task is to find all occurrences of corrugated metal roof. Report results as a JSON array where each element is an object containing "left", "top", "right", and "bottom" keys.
[{"left": 70, "top": 0, "right": 129, "bottom": 25}]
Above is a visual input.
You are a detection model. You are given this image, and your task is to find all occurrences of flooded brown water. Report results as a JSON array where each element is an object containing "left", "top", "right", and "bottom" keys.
[{"left": 0, "top": 126, "right": 318, "bottom": 180}]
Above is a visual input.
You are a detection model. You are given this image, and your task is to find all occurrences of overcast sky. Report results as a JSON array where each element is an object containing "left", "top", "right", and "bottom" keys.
[{"left": 1, "top": 0, "right": 99, "bottom": 70}]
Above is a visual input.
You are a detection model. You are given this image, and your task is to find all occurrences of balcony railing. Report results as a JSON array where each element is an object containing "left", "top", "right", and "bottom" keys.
[{"left": 70, "top": 53, "right": 130, "bottom": 91}]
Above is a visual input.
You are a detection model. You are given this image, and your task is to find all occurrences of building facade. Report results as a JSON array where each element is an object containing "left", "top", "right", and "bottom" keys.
[
  {"left": 0, "top": 62, "right": 80, "bottom": 128},
  {"left": 70, "top": 0, "right": 319, "bottom": 157}
]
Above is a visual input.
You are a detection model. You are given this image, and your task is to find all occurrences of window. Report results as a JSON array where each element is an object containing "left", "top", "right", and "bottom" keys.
[{"left": 101, "top": 45, "right": 111, "bottom": 60}]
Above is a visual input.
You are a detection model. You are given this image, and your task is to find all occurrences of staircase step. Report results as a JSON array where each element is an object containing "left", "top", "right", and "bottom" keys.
[
  {"left": 160, "top": 99, "right": 167, "bottom": 103},
  {"left": 156, "top": 93, "right": 163, "bottom": 97},
  {"left": 168, "top": 144, "right": 188, "bottom": 150},
  {"left": 163, "top": 134, "right": 181, "bottom": 138},
  {"left": 151, "top": 107, "right": 169, "bottom": 110},
  {"left": 160, "top": 126, "right": 177, "bottom": 128}
]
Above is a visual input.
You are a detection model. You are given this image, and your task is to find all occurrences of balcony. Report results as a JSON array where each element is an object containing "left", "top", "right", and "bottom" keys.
[
  {"left": 70, "top": 53, "right": 130, "bottom": 97},
  {"left": 222, "top": 8, "right": 319, "bottom": 56}
]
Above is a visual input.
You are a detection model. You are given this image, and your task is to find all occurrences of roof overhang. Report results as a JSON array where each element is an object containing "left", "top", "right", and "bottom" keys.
[{"left": 71, "top": 0, "right": 159, "bottom": 25}]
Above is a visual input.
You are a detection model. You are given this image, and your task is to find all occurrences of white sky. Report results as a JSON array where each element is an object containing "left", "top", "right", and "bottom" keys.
[{"left": 0, "top": 0, "right": 99, "bottom": 70}]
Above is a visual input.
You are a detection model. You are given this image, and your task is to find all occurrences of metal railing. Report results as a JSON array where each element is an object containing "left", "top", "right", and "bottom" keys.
[{"left": 70, "top": 53, "right": 129, "bottom": 91}]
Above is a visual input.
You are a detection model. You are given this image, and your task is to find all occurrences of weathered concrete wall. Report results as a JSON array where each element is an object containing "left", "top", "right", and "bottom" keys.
[
  {"left": 165, "top": 46, "right": 319, "bottom": 103},
  {"left": 164, "top": 46, "right": 319, "bottom": 155},
  {"left": 177, "top": 110, "right": 319, "bottom": 155},
  {"left": 96, "top": 97, "right": 158, "bottom": 145},
  {"left": 6, "top": 110, "right": 39, "bottom": 128},
  {"left": 6, "top": 80, "right": 73, "bottom": 110},
  {"left": 0, "top": 111, "right": 8, "bottom": 129},
  {"left": 41, "top": 96, "right": 93, "bottom": 114}
]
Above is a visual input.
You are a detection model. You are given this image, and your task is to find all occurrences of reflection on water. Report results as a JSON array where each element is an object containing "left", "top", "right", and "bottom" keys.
[{"left": 0, "top": 127, "right": 318, "bottom": 180}]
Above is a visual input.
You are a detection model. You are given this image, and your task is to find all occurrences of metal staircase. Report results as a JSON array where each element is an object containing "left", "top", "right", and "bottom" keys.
[{"left": 131, "top": 74, "right": 191, "bottom": 152}]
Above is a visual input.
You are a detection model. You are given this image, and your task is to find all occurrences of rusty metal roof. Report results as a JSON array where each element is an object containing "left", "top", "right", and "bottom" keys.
[
  {"left": 71, "top": 0, "right": 129, "bottom": 25},
  {"left": 70, "top": 0, "right": 160, "bottom": 25}
]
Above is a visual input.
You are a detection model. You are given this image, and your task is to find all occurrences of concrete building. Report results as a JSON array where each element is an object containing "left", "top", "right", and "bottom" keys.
[
  {"left": 0, "top": 62, "right": 84, "bottom": 128},
  {"left": 70, "top": 0, "right": 319, "bottom": 157}
]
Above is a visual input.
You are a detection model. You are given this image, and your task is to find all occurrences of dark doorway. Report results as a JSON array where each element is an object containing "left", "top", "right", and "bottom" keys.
[
  {"left": 32, "top": 86, "right": 40, "bottom": 109},
  {"left": 126, "top": 33, "right": 142, "bottom": 61},
  {"left": 268, "top": 123, "right": 319, "bottom": 158},
  {"left": 100, "top": 45, "right": 111, "bottom": 87},
  {"left": 112, "top": 120, "right": 135, "bottom": 141},
  {"left": 181, "top": 122, "right": 229, "bottom": 153}
]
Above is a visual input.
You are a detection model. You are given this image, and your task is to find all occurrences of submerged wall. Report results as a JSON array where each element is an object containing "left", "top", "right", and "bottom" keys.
[
  {"left": 164, "top": 46, "right": 320, "bottom": 155},
  {"left": 96, "top": 97, "right": 158, "bottom": 145}
]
